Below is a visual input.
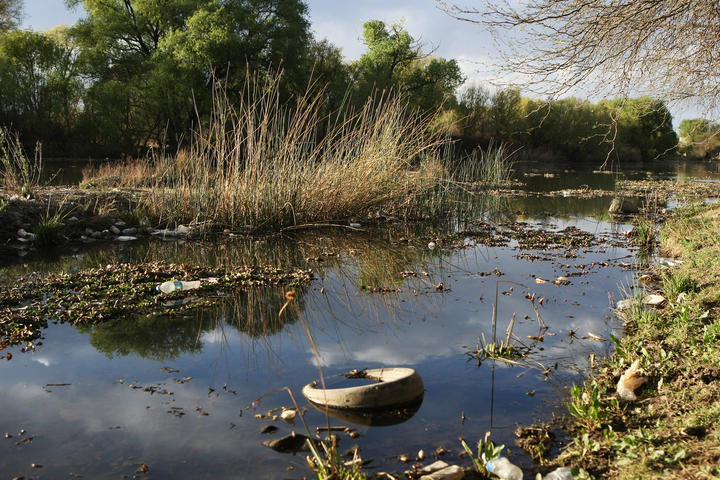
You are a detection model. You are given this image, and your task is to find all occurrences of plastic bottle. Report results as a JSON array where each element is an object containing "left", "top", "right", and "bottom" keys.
[
  {"left": 156, "top": 280, "right": 201, "bottom": 294},
  {"left": 485, "top": 457, "right": 523, "bottom": 480},
  {"left": 543, "top": 467, "right": 574, "bottom": 480}
]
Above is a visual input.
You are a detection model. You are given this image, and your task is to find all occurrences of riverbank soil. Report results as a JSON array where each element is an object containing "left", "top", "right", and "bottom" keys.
[{"left": 556, "top": 202, "right": 720, "bottom": 479}]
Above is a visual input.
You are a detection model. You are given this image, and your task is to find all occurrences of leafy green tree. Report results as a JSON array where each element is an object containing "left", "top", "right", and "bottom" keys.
[
  {"left": 457, "top": 84, "right": 490, "bottom": 139},
  {"left": 678, "top": 118, "right": 720, "bottom": 158},
  {"left": 353, "top": 20, "right": 463, "bottom": 111},
  {"left": 67, "top": 0, "right": 312, "bottom": 153},
  {"left": 521, "top": 97, "right": 604, "bottom": 158},
  {"left": 598, "top": 97, "right": 677, "bottom": 161},
  {"left": 679, "top": 119, "right": 715, "bottom": 141},
  {"left": 489, "top": 88, "right": 522, "bottom": 140},
  {"left": 0, "top": 28, "right": 84, "bottom": 153},
  {"left": 0, "top": 0, "right": 22, "bottom": 33}
]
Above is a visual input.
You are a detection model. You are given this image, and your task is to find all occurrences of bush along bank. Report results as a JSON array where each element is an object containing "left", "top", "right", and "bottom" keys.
[{"left": 554, "top": 202, "right": 720, "bottom": 478}]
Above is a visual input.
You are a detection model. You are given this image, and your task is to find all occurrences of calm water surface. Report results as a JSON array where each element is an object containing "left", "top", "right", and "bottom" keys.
[{"left": 2, "top": 162, "right": 714, "bottom": 479}]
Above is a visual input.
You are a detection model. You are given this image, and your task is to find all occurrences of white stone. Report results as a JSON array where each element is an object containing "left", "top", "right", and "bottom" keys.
[{"left": 419, "top": 465, "right": 464, "bottom": 480}]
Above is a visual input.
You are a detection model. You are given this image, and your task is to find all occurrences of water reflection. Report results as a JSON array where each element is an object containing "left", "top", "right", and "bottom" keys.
[
  {"left": 3, "top": 164, "right": 696, "bottom": 478},
  {"left": 308, "top": 397, "right": 424, "bottom": 427}
]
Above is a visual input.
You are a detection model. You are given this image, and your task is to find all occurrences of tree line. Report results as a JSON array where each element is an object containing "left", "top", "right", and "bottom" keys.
[{"left": 0, "top": 0, "right": 691, "bottom": 162}]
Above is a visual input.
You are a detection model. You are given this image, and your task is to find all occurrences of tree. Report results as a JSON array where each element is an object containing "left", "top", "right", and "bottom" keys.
[
  {"left": 457, "top": 84, "right": 490, "bottom": 139},
  {"left": 678, "top": 119, "right": 720, "bottom": 158},
  {"left": 353, "top": 20, "right": 464, "bottom": 112},
  {"left": 0, "top": 0, "right": 22, "bottom": 33},
  {"left": 67, "top": 0, "right": 312, "bottom": 153},
  {"left": 0, "top": 28, "right": 84, "bottom": 153},
  {"left": 438, "top": 1, "right": 720, "bottom": 115}
]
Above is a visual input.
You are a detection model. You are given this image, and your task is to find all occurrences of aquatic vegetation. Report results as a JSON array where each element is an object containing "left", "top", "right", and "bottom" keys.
[
  {"left": 631, "top": 216, "right": 655, "bottom": 250},
  {"left": 0, "top": 261, "right": 314, "bottom": 347}
]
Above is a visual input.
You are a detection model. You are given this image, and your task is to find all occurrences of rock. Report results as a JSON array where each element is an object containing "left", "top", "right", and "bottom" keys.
[
  {"left": 176, "top": 225, "right": 190, "bottom": 235},
  {"left": 115, "top": 236, "right": 137, "bottom": 242},
  {"left": 67, "top": 216, "right": 79, "bottom": 222},
  {"left": 642, "top": 294, "right": 666, "bottom": 306},
  {"left": 91, "top": 231, "right": 103, "bottom": 239},
  {"left": 17, "top": 228, "right": 28, "bottom": 237},
  {"left": 609, "top": 198, "right": 639, "bottom": 214},
  {"left": 419, "top": 465, "right": 464, "bottom": 480},
  {"left": 121, "top": 227, "right": 137, "bottom": 235},
  {"left": 262, "top": 433, "right": 311, "bottom": 453},
  {"left": 114, "top": 220, "right": 126, "bottom": 227},
  {"left": 420, "top": 461, "right": 450, "bottom": 473},
  {"left": 110, "top": 225, "right": 121, "bottom": 235},
  {"left": 85, "top": 228, "right": 95, "bottom": 235},
  {"left": 259, "top": 425, "right": 278, "bottom": 434}
]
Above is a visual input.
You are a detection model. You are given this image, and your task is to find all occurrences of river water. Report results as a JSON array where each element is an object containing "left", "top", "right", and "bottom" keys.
[{"left": 1, "top": 160, "right": 717, "bottom": 479}]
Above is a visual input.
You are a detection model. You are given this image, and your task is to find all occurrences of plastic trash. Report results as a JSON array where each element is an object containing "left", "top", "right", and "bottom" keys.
[
  {"left": 543, "top": 467, "right": 574, "bottom": 479},
  {"left": 616, "top": 359, "right": 647, "bottom": 401},
  {"left": 486, "top": 457, "right": 523, "bottom": 480},
  {"left": 157, "top": 280, "right": 202, "bottom": 294},
  {"left": 616, "top": 299, "right": 633, "bottom": 310},
  {"left": 642, "top": 294, "right": 665, "bottom": 306}
]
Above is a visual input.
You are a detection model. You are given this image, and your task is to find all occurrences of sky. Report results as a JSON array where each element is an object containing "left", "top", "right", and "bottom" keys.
[{"left": 18, "top": 0, "right": 699, "bottom": 125}]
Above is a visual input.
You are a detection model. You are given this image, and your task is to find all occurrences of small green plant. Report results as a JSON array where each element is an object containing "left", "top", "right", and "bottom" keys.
[
  {"left": 468, "top": 312, "right": 530, "bottom": 364},
  {"left": 307, "top": 436, "right": 367, "bottom": 480},
  {"left": 568, "top": 381, "right": 617, "bottom": 432},
  {"left": 661, "top": 271, "right": 697, "bottom": 302},
  {"left": 612, "top": 426, "right": 687, "bottom": 467},
  {"left": 35, "top": 197, "right": 72, "bottom": 248},
  {"left": 460, "top": 431, "right": 504, "bottom": 473},
  {"left": 0, "top": 127, "right": 43, "bottom": 196},
  {"left": 632, "top": 216, "right": 655, "bottom": 250}
]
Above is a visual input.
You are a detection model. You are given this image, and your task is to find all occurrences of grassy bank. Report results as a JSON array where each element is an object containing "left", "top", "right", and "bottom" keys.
[{"left": 556, "top": 202, "right": 720, "bottom": 478}]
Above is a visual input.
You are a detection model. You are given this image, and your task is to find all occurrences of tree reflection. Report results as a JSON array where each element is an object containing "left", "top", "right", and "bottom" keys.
[
  {"left": 81, "top": 314, "right": 206, "bottom": 361},
  {"left": 81, "top": 286, "right": 309, "bottom": 360}
]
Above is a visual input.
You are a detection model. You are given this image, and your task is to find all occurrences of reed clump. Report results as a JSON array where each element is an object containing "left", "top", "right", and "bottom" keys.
[{"left": 83, "top": 75, "right": 460, "bottom": 231}]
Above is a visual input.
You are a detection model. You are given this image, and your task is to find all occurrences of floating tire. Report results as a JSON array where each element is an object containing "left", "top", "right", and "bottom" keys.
[{"left": 301, "top": 367, "right": 424, "bottom": 409}]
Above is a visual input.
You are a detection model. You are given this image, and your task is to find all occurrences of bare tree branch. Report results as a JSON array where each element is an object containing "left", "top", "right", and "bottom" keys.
[{"left": 437, "top": 0, "right": 720, "bottom": 117}]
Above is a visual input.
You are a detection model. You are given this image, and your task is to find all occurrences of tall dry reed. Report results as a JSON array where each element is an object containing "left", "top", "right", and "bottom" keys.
[{"left": 132, "top": 76, "right": 447, "bottom": 230}]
